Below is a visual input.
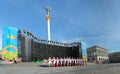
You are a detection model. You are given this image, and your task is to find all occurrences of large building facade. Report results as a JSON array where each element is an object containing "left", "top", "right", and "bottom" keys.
[
  {"left": 87, "top": 45, "right": 109, "bottom": 63},
  {"left": 2, "top": 27, "right": 87, "bottom": 62}
]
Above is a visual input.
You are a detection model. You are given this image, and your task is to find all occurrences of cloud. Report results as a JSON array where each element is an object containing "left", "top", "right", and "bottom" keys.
[{"left": 64, "top": 31, "right": 120, "bottom": 51}]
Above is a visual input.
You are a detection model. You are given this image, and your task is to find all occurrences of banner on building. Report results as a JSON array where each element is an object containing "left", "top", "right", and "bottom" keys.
[
  {"left": 81, "top": 42, "right": 87, "bottom": 61},
  {"left": 2, "top": 27, "right": 18, "bottom": 60}
]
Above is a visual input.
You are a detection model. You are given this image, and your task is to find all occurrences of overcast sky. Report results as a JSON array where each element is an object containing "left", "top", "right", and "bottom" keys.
[{"left": 0, "top": 0, "right": 120, "bottom": 53}]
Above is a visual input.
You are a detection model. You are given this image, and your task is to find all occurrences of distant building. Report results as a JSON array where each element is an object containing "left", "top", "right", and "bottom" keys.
[
  {"left": 108, "top": 52, "right": 120, "bottom": 63},
  {"left": 87, "top": 45, "right": 109, "bottom": 63}
]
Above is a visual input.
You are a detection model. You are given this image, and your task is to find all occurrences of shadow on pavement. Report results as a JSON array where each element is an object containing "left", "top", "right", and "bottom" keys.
[{"left": 38, "top": 64, "right": 49, "bottom": 67}]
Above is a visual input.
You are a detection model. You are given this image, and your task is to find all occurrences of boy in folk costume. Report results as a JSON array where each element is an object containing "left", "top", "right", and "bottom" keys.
[
  {"left": 67, "top": 57, "right": 69, "bottom": 66},
  {"left": 62, "top": 57, "right": 64, "bottom": 66},
  {"left": 73, "top": 58, "right": 75, "bottom": 66},
  {"left": 71, "top": 57, "right": 74, "bottom": 66},
  {"left": 75, "top": 58, "right": 77, "bottom": 66}
]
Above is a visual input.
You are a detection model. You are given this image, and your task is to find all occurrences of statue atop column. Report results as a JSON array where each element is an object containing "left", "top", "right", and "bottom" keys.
[{"left": 45, "top": 6, "right": 51, "bottom": 15}]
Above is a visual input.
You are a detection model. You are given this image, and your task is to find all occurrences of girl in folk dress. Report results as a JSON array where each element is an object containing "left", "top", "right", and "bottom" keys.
[
  {"left": 56, "top": 57, "right": 59, "bottom": 67},
  {"left": 48, "top": 57, "right": 52, "bottom": 67},
  {"left": 60, "top": 57, "right": 63, "bottom": 67},
  {"left": 63, "top": 57, "right": 67, "bottom": 66},
  {"left": 52, "top": 57, "right": 56, "bottom": 67}
]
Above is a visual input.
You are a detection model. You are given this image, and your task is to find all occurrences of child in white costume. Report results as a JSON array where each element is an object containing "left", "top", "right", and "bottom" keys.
[{"left": 48, "top": 57, "right": 52, "bottom": 67}]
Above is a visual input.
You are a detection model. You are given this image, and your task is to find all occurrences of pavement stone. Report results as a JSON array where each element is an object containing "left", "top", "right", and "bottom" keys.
[{"left": 0, "top": 63, "right": 120, "bottom": 74}]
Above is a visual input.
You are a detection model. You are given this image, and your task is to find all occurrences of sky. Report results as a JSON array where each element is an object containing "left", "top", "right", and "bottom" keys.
[{"left": 0, "top": 0, "right": 120, "bottom": 53}]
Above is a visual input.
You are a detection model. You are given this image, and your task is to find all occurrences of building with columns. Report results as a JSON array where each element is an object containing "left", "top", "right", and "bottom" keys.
[{"left": 87, "top": 45, "right": 109, "bottom": 63}]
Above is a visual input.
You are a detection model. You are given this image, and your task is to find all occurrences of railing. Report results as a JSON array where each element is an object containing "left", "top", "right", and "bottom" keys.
[{"left": 19, "top": 29, "right": 80, "bottom": 47}]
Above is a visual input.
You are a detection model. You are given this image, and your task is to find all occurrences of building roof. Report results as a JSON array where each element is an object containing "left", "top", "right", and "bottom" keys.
[
  {"left": 87, "top": 45, "right": 107, "bottom": 50},
  {"left": 109, "top": 51, "right": 120, "bottom": 55}
]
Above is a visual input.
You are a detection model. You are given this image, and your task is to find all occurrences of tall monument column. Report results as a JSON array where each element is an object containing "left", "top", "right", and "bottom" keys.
[{"left": 45, "top": 6, "right": 51, "bottom": 41}]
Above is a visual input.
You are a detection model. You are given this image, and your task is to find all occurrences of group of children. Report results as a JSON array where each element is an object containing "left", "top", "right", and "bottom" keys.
[
  {"left": 47, "top": 57, "right": 87, "bottom": 67},
  {"left": 3, "top": 57, "right": 22, "bottom": 64}
]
